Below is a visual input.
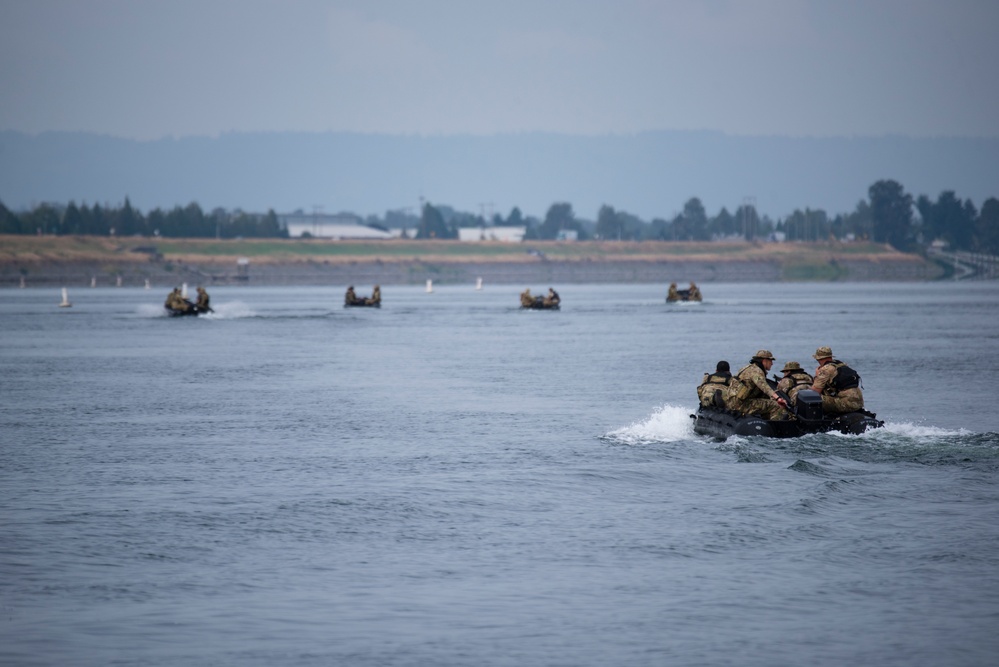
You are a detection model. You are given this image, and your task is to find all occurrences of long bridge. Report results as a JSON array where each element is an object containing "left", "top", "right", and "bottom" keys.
[{"left": 926, "top": 248, "right": 999, "bottom": 280}]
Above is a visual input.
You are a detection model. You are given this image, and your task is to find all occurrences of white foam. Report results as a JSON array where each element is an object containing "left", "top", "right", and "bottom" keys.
[
  {"left": 605, "top": 404, "right": 696, "bottom": 444},
  {"left": 877, "top": 421, "right": 970, "bottom": 438},
  {"left": 137, "top": 304, "right": 168, "bottom": 317},
  {"left": 202, "top": 301, "right": 256, "bottom": 319}
]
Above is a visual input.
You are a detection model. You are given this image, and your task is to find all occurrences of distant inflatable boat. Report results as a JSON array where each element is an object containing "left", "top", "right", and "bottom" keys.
[
  {"left": 165, "top": 304, "right": 211, "bottom": 317},
  {"left": 691, "top": 389, "right": 883, "bottom": 439},
  {"left": 521, "top": 297, "right": 560, "bottom": 310}
]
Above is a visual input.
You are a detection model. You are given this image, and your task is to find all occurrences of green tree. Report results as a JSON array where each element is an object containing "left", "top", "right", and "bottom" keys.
[
  {"left": 975, "top": 198, "right": 999, "bottom": 254},
  {"left": 416, "top": 202, "right": 452, "bottom": 239},
  {"left": 869, "top": 180, "right": 914, "bottom": 250},
  {"left": 539, "top": 202, "right": 576, "bottom": 240},
  {"left": 916, "top": 191, "right": 977, "bottom": 250},
  {"left": 501, "top": 207, "right": 524, "bottom": 227},
  {"left": 595, "top": 205, "right": 622, "bottom": 240},
  {"left": 0, "top": 199, "right": 22, "bottom": 234},
  {"left": 708, "top": 207, "right": 737, "bottom": 238},
  {"left": 683, "top": 198, "right": 709, "bottom": 240},
  {"left": 62, "top": 201, "right": 84, "bottom": 234}
]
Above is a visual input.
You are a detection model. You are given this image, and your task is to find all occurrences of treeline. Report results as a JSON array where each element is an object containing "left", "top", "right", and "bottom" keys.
[
  {"left": 0, "top": 199, "right": 284, "bottom": 239},
  {"left": 3, "top": 179, "right": 998, "bottom": 255}
]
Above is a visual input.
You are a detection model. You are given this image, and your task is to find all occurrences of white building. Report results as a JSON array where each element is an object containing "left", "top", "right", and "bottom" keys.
[
  {"left": 458, "top": 226, "right": 527, "bottom": 242},
  {"left": 280, "top": 213, "right": 394, "bottom": 240}
]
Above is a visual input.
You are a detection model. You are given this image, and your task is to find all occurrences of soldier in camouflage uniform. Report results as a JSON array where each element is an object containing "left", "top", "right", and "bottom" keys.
[
  {"left": 697, "top": 360, "right": 732, "bottom": 408},
  {"left": 345, "top": 286, "right": 358, "bottom": 305},
  {"left": 728, "top": 350, "right": 789, "bottom": 419},
  {"left": 810, "top": 346, "right": 864, "bottom": 414},
  {"left": 776, "top": 361, "right": 813, "bottom": 406}
]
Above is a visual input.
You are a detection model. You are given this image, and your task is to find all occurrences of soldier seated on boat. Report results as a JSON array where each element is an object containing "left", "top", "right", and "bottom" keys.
[
  {"left": 345, "top": 285, "right": 358, "bottom": 305},
  {"left": 776, "top": 361, "right": 813, "bottom": 406},
  {"left": 809, "top": 346, "right": 864, "bottom": 414},
  {"left": 195, "top": 286, "right": 212, "bottom": 312},
  {"left": 688, "top": 282, "right": 702, "bottom": 301},
  {"left": 543, "top": 287, "right": 560, "bottom": 307},
  {"left": 365, "top": 285, "right": 381, "bottom": 305},
  {"left": 697, "top": 360, "right": 732, "bottom": 408},
  {"left": 667, "top": 283, "right": 680, "bottom": 301},
  {"left": 165, "top": 287, "right": 191, "bottom": 312},
  {"left": 727, "top": 349, "right": 789, "bottom": 420},
  {"left": 520, "top": 288, "right": 534, "bottom": 307}
]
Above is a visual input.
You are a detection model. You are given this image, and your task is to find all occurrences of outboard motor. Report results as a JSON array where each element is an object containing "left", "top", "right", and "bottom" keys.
[{"left": 794, "top": 390, "right": 824, "bottom": 422}]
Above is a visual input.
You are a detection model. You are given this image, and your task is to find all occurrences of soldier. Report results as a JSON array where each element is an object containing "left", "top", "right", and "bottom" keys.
[
  {"left": 697, "top": 360, "right": 732, "bottom": 408},
  {"left": 195, "top": 286, "right": 212, "bottom": 312},
  {"left": 809, "top": 346, "right": 864, "bottom": 414},
  {"left": 366, "top": 285, "right": 381, "bottom": 305},
  {"left": 667, "top": 283, "right": 680, "bottom": 301},
  {"left": 165, "top": 287, "right": 189, "bottom": 312},
  {"left": 776, "top": 361, "right": 813, "bottom": 406},
  {"left": 688, "top": 282, "right": 702, "bottom": 301},
  {"left": 345, "top": 285, "right": 358, "bottom": 305},
  {"left": 520, "top": 288, "right": 534, "bottom": 308},
  {"left": 728, "top": 349, "right": 789, "bottom": 419},
  {"left": 543, "top": 287, "right": 560, "bottom": 307}
]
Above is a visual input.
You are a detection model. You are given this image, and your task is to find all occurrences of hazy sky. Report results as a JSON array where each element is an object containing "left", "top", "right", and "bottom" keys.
[{"left": 2, "top": 0, "right": 998, "bottom": 140}]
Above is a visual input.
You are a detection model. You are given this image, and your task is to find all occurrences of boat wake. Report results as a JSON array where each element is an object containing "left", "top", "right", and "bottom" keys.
[
  {"left": 136, "top": 301, "right": 257, "bottom": 319},
  {"left": 604, "top": 404, "right": 696, "bottom": 444}
]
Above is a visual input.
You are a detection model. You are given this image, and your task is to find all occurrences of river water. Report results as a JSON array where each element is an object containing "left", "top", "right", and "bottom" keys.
[{"left": 2, "top": 282, "right": 998, "bottom": 667}]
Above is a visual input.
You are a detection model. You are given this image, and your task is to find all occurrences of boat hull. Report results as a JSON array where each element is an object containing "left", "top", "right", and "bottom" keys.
[{"left": 691, "top": 404, "right": 883, "bottom": 439}]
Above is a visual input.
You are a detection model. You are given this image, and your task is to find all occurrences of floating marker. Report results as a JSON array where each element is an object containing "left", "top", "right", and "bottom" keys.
[
  {"left": 91, "top": 276, "right": 96, "bottom": 288},
  {"left": 475, "top": 277, "right": 483, "bottom": 290},
  {"left": 144, "top": 279, "right": 151, "bottom": 290},
  {"left": 426, "top": 279, "right": 433, "bottom": 293},
  {"left": 19, "top": 276, "right": 26, "bottom": 288},
  {"left": 181, "top": 283, "right": 188, "bottom": 298},
  {"left": 116, "top": 275, "right": 122, "bottom": 287},
  {"left": 59, "top": 287, "right": 72, "bottom": 308}
]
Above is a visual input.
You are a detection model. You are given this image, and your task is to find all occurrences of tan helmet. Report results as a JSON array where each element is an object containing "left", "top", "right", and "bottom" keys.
[
  {"left": 753, "top": 349, "right": 775, "bottom": 360},
  {"left": 813, "top": 346, "right": 833, "bottom": 360},
  {"left": 781, "top": 361, "right": 802, "bottom": 372}
]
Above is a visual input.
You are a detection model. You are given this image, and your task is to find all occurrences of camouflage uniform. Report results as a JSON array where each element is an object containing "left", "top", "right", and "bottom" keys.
[
  {"left": 345, "top": 287, "right": 358, "bottom": 305},
  {"left": 520, "top": 289, "right": 534, "bottom": 307},
  {"left": 667, "top": 283, "right": 680, "bottom": 301},
  {"left": 812, "top": 361, "right": 864, "bottom": 413},
  {"left": 366, "top": 286, "right": 381, "bottom": 305},
  {"left": 728, "top": 350, "right": 788, "bottom": 419},
  {"left": 776, "top": 361, "right": 813, "bottom": 405},
  {"left": 697, "top": 371, "right": 731, "bottom": 408},
  {"left": 195, "top": 288, "right": 211, "bottom": 311}
]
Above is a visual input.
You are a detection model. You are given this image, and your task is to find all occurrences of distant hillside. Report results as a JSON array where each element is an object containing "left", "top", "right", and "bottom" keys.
[{"left": 1, "top": 130, "right": 997, "bottom": 221}]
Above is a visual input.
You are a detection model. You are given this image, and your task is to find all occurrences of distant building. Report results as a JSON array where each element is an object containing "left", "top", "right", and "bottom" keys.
[
  {"left": 458, "top": 226, "right": 527, "bottom": 242},
  {"left": 555, "top": 230, "right": 578, "bottom": 241},
  {"left": 280, "top": 213, "right": 393, "bottom": 240}
]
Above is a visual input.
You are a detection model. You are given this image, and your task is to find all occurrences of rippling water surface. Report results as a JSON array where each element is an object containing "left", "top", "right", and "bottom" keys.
[{"left": 2, "top": 282, "right": 998, "bottom": 666}]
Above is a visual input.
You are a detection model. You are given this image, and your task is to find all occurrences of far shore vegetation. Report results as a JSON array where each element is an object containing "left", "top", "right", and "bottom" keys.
[{"left": 3, "top": 179, "right": 997, "bottom": 257}]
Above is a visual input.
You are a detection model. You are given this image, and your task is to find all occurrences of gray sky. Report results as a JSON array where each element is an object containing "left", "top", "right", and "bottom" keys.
[{"left": 2, "top": 0, "right": 998, "bottom": 140}]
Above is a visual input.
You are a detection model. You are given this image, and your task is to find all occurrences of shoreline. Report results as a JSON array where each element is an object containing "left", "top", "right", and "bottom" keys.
[{"left": 0, "top": 235, "right": 945, "bottom": 286}]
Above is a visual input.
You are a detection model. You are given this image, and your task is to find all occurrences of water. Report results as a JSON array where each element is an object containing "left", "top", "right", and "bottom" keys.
[{"left": 2, "top": 282, "right": 998, "bottom": 667}]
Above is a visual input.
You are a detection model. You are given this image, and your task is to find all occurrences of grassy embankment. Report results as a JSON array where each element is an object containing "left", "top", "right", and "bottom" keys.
[{"left": 0, "top": 234, "right": 930, "bottom": 281}]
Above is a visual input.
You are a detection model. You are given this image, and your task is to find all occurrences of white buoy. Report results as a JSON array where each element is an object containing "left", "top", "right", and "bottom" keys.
[
  {"left": 116, "top": 275, "right": 122, "bottom": 287},
  {"left": 90, "top": 276, "right": 96, "bottom": 288},
  {"left": 181, "top": 282, "right": 188, "bottom": 298},
  {"left": 59, "top": 287, "right": 72, "bottom": 307},
  {"left": 475, "top": 277, "right": 483, "bottom": 290},
  {"left": 144, "top": 279, "right": 151, "bottom": 290},
  {"left": 426, "top": 279, "right": 433, "bottom": 293},
  {"left": 19, "top": 276, "right": 26, "bottom": 288}
]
